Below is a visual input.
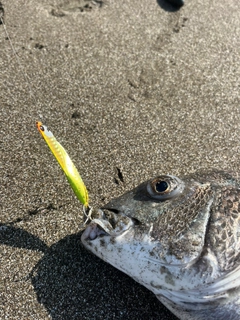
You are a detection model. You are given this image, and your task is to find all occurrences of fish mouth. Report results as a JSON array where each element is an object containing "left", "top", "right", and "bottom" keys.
[{"left": 81, "top": 208, "right": 137, "bottom": 241}]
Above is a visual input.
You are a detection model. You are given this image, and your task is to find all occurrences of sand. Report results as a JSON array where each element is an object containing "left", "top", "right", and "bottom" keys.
[{"left": 0, "top": 0, "right": 239, "bottom": 319}]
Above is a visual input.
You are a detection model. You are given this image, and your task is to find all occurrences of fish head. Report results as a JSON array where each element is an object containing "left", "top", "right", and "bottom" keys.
[{"left": 81, "top": 170, "right": 240, "bottom": 306}]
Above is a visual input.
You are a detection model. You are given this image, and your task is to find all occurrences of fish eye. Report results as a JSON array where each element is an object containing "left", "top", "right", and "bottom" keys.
[
  {"left": 155, "top": 180, "right": 169, "bottom": 193},
  {"left": 147, "top": 175, "right": 184, "bottom": 200}
]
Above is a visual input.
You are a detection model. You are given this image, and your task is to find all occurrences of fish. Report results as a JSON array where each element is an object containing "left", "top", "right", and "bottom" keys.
[
  {"left": 1, "top": 5, "right": 238, "bottom": 319},
  {"left": 81, "top": 170, "right": 240, "bottom": 320}
]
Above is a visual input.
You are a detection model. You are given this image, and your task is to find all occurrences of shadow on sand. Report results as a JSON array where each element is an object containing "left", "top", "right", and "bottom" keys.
[
  {"left": 157, "top": 0, "right": 184, "bottom": 12},
  {"left": 1, "top": 224, "right": 176, "bottom": 320}
]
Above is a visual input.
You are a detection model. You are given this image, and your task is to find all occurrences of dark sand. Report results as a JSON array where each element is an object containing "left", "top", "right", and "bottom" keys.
[{"left": 0, "top": 0, "right": 239, "bottom": 319}]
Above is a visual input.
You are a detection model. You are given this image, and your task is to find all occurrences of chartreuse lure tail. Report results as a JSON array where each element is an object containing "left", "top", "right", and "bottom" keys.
[{"left": 36, "top": 121, "right": 89, "bottom": 208}]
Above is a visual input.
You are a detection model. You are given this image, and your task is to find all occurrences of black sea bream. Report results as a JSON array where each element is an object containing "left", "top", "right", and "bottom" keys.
[{"left": 82, "top": 170, "right": 240, "bottom": 320}]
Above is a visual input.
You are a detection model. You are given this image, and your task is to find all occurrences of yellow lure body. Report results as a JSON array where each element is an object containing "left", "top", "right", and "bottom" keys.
[{"left": 36, "top": 121, "right": 89, "bottom": 207}]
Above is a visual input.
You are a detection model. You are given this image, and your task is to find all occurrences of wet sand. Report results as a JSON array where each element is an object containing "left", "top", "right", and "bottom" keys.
[{"left": 0, "top": 0, "right": 240, "bottom": 319}]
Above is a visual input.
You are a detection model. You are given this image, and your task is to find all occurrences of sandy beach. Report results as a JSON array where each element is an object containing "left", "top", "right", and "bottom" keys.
[{"left": 1, "top": 0, "right": 240, "bottom": 319}]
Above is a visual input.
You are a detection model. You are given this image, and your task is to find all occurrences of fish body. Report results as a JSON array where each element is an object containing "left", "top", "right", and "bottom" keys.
[{"left": 81, "top": 170, "right": 240, "bottom": 320}]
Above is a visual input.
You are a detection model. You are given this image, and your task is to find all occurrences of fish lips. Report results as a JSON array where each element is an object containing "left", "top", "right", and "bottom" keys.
[{"left": 81, "top": 207, "right": 137, "bottom": 242}]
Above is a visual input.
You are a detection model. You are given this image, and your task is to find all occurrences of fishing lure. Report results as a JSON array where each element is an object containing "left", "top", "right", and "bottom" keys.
[{"left": 36, "top": 121, "right": 89, "bottom": 208}]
